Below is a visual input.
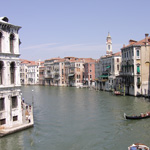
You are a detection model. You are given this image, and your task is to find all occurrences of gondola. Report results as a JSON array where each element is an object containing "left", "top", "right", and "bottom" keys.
[{"left": 124, "top": 113, "right": 150, "bottom": 120}]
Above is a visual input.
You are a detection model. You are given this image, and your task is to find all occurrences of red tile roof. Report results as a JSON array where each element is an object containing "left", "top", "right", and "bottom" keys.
[{"left": 122, "top": 36, "right": 150, "bottom": 49}]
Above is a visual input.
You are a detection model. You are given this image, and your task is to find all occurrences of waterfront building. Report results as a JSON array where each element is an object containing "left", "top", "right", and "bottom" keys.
[
  {"left": 99, "top": 52, "right": 121, "bottom": 91},
  {"left": 64, "top": 57, "right": 84, "bottom": 87},
  {"left": 43, "top": 57, "right": 96, "bottom": 87},
  {"left": 20, "top": 59, "right": 42, "bottom": 85},
  {"left": 96, "top": 33, "right": 121, "bottom": 91},
  {"left": 83, "top": 58, "right": 96, "bottom": 87},
  {"left": 27, "top": 60, "right": 40, "bottom": 85},
  {"left": 39, "top": 65, "right": 45, "bottom": 85},
  {"left": 120, "top": 34, "right": 150, "bottom": 96},
  {"left": 53, "top": 59, "right": 66, "bottom": 86},
  {"left": 0, "top": 17, "right": 33, "bottom": 134},
  {"left": 44, "top": 58, "right": 62, "bottom": 86},
  {"left": 20, "top": 59, "right": 30, "bottom": 85},
  {"left": 95, "top": 59, "right": 102, "bottom": 90}
]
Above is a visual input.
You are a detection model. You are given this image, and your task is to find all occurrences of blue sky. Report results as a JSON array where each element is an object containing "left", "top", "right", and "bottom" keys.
[{"left": 1, "top": 0, "right": 150, "bottom": 61}]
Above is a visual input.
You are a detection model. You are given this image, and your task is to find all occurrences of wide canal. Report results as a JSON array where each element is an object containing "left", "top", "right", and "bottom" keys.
[{"left": 1, "top": 86, "right": 150, "bottom": 150}]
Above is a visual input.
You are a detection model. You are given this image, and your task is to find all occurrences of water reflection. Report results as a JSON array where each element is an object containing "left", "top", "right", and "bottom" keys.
[{"left": 0, "top": 132, "right": 24, "bottom": 150}]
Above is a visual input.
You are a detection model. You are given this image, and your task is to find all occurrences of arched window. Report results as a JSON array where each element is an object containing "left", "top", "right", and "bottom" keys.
[
  {"left": 10, "top": 34, "right": 15, "bottom": 53},
  {"left": 10, "top": 62, "right": 15, "bottom": 84},
  {"left": 0, "top": 32, "right": 2, "bottom": 52},
  {"left": 0, "top": 61, "right": 4, "bottom": 85}
]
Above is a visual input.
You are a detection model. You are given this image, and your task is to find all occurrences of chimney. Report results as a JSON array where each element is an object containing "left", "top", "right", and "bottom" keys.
[
  {"left": 145, "top": 33, "right": 149, "bottom": 45},
  {"left": 145, "top": 33, "right": 149, "bottom": 38},
  {"left": 129, "top": 39, "right": 137, "bottom": 45}
]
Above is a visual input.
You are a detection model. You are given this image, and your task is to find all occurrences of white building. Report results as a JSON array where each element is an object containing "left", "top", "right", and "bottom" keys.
[
  {"left": 0, "top": 17, "right": 33, "bottom": 135},
  {"left": 27, "top": 61, "right": 40, "bottom": 85},
  {"left": 20, "top": 59, "right": 42, "bottom": 85},
  {"left": 96, "top": 33, "right": 121, "bottom": 91},
  {"left": 0, "top": 17, "right": 23, "bottom": 128}
]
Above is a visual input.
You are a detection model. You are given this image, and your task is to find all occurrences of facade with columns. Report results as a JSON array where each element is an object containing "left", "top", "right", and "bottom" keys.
[{"left": 0, "top": 17, "right": 23, "bottom": 128}]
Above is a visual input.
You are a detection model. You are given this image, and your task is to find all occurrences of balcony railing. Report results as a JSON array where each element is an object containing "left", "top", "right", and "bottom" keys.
[{"left": 45, "top": 73, "right": 54, "bottom": 78}]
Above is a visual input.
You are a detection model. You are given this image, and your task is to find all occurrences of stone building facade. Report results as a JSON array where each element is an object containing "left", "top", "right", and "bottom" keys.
[{"left": 0, "top": 17, "right": 23, "bottom": 128}]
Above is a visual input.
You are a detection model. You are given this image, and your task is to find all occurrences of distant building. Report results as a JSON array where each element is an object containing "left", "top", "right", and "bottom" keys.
[
  {"left": 20, "top": 59, "right": 42, "bottom": 85},
  {"left": 44, "top": 58, "right": 62, "bottom": 86},
  {"left": 95, "top": 33, "right": 121, "bottom": 91},
  {"left": 83, "top": 59, "right": 96, "bottom": 87},
  {"left": 64, "top": 57, "right": 84, "bottom": 87},
  {"left": 39, "top": 65, "right": 45, "bottom": 85}
]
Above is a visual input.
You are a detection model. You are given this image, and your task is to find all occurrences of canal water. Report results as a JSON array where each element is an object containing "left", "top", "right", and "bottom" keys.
[{"left": 1, "top": 86, "right": 150, "bottom": 150}]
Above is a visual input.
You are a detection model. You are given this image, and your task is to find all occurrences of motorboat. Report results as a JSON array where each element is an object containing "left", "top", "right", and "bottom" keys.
[{"left": 128, "top": 143, "right": 149, "bottom": 150}]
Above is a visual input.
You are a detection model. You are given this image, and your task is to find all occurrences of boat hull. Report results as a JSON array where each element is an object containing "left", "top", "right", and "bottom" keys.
[{"left": 124, "top": 113, "right": 150, "bottom": 120}]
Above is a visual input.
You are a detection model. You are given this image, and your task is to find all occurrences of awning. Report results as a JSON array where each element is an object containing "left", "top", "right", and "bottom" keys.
[
  {"left": 68, "top": 74, "right": 74, "bottom": 77},
  {"left": 99, "top": 75, "right": 108, "bottom": 78},
  {"left": 106, "top": 66, "right": 110, "bottom": 68}
]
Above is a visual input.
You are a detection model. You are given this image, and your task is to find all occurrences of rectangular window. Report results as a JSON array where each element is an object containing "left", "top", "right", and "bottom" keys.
[
  {"left": 117, "top": 65, "right": 119, "bottom": 71},
  {"left": 136, "top": 50, "right": 140, "bottom": 59},
  {"left": 137, "top": 50, "right": 139, "bottom": 56},
  {"left": 0, "top": 37, "right": 2, "bottom": 53},
  {"left": 0, "top": 98, "right": 4, "bottom": 111},
  {"left": 137, "top": 66, "right": 140, "bottom": 74},
  {"left": 117, "top": 58, "right": 119, "bottom": 62},
  {"left": 132, "top": 50, "right": 134, "bottom": 56},
  {"left": 10, "top": 69, "right": 15, "bottom": 84},
  {"left": 0, "top": 68, "right": 2, "bottom": 85},
  {"left": 0, "top": 118, "right": 6, "bottom": 125},
  {"left": 137, "top": 77, "right": 140, "bottom": 84},
  {"left": 12, "top": 96, "right": 18, "bottom": 108},
  {"left": 13, "top": 116, "right": 18, "bottom": 121}
]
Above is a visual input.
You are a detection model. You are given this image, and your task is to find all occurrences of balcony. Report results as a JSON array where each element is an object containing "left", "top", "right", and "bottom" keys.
[
  {"left": 119, "top": 72, "right": 134, "bottom": 76},
  {"left": 45, "top": 73, "right": 54, "bottom": 78}
]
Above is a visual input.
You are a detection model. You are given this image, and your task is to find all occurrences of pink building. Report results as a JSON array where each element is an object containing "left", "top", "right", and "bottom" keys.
[{"left": 83, "top": 59, "right": 96, "bottom": 86}]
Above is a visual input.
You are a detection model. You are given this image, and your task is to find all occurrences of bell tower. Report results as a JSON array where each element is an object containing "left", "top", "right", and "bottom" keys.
[{"left": 106, "top": 32, "right": 112, "bottom": 55}]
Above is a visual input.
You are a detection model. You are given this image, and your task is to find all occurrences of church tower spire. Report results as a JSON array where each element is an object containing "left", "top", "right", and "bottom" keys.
[{"left": 106, "top": 32, "right": 112, "bottom": 55}]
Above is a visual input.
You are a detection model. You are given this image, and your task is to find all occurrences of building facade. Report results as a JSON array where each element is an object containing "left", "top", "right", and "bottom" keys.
[
  {"left": 120, "top": 34, "right": 150, "bottom": 96},
  {"left": 95, "top": 33, "right": 121, "bottom": 91},
  {"left": 0, "top": 17, "right": 23, "bottom": 128},
  {"left": 20, "top": 59, "right": 42, "bottom": 85}
]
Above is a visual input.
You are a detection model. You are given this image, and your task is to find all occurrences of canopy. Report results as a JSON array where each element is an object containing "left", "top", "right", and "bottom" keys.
[
  {"left": 99, "top": 75, "right": 108, "bottom": 78},
  {"left": 68, "top": 74, "right": 74, "bottom": 77},
  {"left": 106, "top": 66, "right": 110, "bottom": 68}
]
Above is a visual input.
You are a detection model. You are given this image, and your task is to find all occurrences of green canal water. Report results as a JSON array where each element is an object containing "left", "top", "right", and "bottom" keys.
[{"left": 1, "top": 86, "right": 150, "bottom": 150}]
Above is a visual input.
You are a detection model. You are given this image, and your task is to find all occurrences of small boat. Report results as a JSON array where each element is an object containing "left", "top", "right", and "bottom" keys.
[
  {"left": 124, "top": 113, "right": 150, "bottom": 120},
  {"left": 128, "top": 143, "right": 149, "bottom": 150},
  {"left": 114, "top": 91, "right": 122, "bottom": 96}
]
